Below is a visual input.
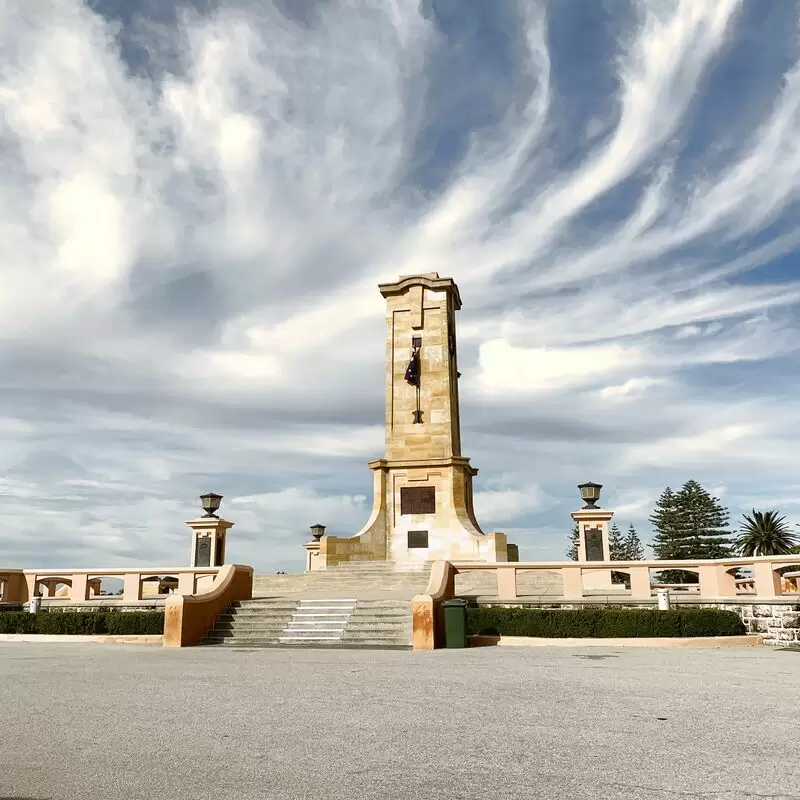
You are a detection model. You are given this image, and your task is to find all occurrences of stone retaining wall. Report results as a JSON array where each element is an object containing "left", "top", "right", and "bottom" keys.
[{"left": 712, "top": 603, "right": 800, "bottom": 646}]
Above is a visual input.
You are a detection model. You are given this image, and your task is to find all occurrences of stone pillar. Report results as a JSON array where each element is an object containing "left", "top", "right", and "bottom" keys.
[
  {"left": 187, "top": 517, "right": 234, "bottom": 568},
  {"left": 304, "top": 541, "right": 322, "bottom": 572},
  {"left": 304, "top": 525, "right": 324, "bottom": 572},
  {"left": 570, "top": 503, "right": 615, "bottom": 592}
]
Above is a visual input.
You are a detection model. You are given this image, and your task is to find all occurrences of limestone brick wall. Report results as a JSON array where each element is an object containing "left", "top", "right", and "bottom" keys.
[{"left": 718, "top": 603, "right": 800, "bottom": 646}]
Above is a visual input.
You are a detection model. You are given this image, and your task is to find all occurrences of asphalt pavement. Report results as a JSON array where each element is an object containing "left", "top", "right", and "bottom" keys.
[{"left": 1, "top": 643, "right": 798, "bottom": 800}]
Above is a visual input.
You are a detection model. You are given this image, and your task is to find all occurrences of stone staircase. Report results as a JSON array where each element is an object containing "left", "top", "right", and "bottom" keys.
[
  {"left": 202, "top": 560, "right": 563, "bottom": 650},
  {"left": 281, "top": 598, "right": 356, "bottom": 645},
  {"left": 251, "top": 560, "right": 435, "bottom": 598},
  {"left": 202, "top": 597, "right": 412, "bottom": 649}
]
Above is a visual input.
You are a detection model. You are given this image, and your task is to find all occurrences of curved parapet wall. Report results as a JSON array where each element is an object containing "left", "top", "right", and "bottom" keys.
[{"left": 163, "top": 564, "right": 253, "bottom": 647}]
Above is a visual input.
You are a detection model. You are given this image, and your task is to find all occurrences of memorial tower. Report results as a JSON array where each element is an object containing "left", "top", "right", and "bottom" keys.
[{"left": 316, "top": 273, "right": 512, "bottom": 567}]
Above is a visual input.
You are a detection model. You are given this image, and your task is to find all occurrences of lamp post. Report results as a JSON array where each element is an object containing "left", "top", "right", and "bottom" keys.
[
  {"left": 571, "top": 481, "right": 614, "bottom": 591},
  {"left": 305, "top": 525, "right": 326, "bottom": 572},
  {"left": 188, "top": 493, "right": 233, "bottom": 570},
  {"left": 200, "top": 492, "right": 223, "bottom": 518},
  {"left": 577, "top": 482, "right": 602, "bottom": 509},
  {"left": 310, "top": 524, "right": 326, "bottom": 542}
]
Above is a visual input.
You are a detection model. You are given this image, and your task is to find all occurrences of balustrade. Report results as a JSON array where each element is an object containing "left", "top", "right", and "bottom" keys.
[
  {"left": 412, "top": 555, "right": 800, "bottom": 650},
  {"left": 0, "top": 567, "right": 223, "bottom": 604}
]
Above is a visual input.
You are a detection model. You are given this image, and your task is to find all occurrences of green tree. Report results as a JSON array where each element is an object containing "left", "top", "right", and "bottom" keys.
[
  {"left": 566, "top": 523, "right": 579, "bottom": 560},
  {"left": 623, "top": 523, "right": 645, "bottom": 560},
  {"left": 650, "top": 480, "right": 734, "bottom": 583},
  {"left": 735, "top": 509, "right": 798, "bottom": 556},
  {"left": 608, "top": 522, "right": 626, "bottom": 560},
  {"left": 650, "top": 487, "right": 678, "bottom": 557},
  {"left": 608, "top": 522, "right": 627, "bottom": 584}
]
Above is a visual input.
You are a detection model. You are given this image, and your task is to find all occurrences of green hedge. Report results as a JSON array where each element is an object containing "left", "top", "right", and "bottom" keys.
[
  {"left": 466, "top": 607, "right": 746, "bottom": 638},
  {"left": 0, "top": 611, "right": 164, "bottom": 635}
]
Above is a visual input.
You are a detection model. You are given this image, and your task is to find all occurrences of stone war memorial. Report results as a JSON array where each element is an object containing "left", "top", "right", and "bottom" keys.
[
  {"left": 1, "top": 272, "right": 800, "bottom": 651},
  {"left": 306, "top": 272, "right": 519, "bottom": 570}
]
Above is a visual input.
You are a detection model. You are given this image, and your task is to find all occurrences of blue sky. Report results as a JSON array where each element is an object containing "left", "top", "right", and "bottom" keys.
[{"left": 2, "top": 0, "right": 800, "bottom": 572}]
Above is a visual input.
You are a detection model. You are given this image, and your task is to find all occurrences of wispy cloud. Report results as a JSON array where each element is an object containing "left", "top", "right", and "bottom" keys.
[{"left": 2, "top": 0, "right": 800, "bottom": 570}]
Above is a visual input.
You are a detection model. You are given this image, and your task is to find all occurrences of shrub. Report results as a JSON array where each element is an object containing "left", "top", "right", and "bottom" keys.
[
  {"left": 0, "top": 613, "right": 37, "bottom": 634},
  {"left": 466, "top": 606, "right": 745, "bottom": 638},
  {"left": 35, "top": 612, "right": 108, "bottom": 635},
  {"left": 0, "top": 611, "right": 164, "bottom": 635},
  {"left": 105, "top": 612, "right": 164, "bottom": 635}
]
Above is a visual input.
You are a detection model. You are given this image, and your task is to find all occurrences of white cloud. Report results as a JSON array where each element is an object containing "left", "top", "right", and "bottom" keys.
[
  {"left": 598, "top": 378, "right": 666, "bottom": 401},
  {"left": 1, "top": 0, "right": 800, "bottom": 571},
  {"left": 473, "top": 484, "right": 548, "bottom": 525}
]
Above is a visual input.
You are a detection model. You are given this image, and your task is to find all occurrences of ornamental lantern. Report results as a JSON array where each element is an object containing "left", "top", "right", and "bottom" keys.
[
  {"left": 577, "top": 482, "right": 602, "bottom": 509},
  {"left": 310, "top": 524, "right": 326, "bottom": 541},
  {"left": 200, "top": 492, "right": 223, "bottom": 518}
]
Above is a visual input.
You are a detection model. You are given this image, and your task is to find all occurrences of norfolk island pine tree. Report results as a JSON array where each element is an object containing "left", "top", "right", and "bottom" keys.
[{"left": 650, "top": 481, "right": 735, "bottom": 584}]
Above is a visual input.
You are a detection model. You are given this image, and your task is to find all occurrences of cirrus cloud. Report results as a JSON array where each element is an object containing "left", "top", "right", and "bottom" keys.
[{"left": 2, "top": 0, "right": 800, "bottom": 571}]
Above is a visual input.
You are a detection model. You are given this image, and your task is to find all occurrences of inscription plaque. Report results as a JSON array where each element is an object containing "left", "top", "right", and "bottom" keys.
[
  {"left": 584, "top": 527, "right": 604, "bottom": 561},
  {"left": 400, "top": 486, "right": 436, "bottom": 515},
  {"left": 408, "top": 530, "right": 429, "bottom": 549},
  {"left": 195, "top": 537, "right": 212, "bottom": 567}
]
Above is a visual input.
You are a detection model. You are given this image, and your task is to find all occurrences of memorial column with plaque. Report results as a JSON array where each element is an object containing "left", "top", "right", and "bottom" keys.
[
  {"left": 315, "top": 272, "right": 516, "bottom": 568},
  {"left": 186, "top": 492, "right": 234, "bottom": 568},
  {"left": 570, "top": 482, "right": 614, "bottom": 591}
]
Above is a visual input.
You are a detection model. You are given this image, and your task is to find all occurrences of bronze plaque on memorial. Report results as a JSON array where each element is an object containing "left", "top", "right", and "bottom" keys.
[
  {"left": 195, "top": 537, "right": 212, "bottom": 567},
  {"left": 585, "top": 528, "right": 604, "bottom": 561},
  {"left": 408, "top": 530, "right": 429, "bottom": 549},
  {"left": 400, "top": 486, "right": 436, "bottom": 515}
]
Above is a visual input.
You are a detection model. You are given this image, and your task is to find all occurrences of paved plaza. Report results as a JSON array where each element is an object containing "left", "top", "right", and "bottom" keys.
[{"left": 2, "top": 643, "right": 799, "bottom": 800}]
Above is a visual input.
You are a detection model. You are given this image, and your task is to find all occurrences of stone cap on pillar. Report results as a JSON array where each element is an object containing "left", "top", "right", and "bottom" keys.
[
  {"left": 186, "top": 517, "right": 234, "bottom": 534},
  {"left": 570, "top": 509, "right": 614, "bottom": 523}
]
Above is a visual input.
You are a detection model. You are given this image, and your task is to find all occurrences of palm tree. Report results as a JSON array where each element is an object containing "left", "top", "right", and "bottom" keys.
[{"left": 734, "top": 509, "right": 798, "bottom": 556}]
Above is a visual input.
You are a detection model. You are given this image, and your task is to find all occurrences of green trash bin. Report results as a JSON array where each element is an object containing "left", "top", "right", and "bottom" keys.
[{"left": 442, "top": 598, "right": 468, "bottom": 648}]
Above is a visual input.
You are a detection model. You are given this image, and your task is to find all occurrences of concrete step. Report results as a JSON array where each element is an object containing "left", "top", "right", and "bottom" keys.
[
  {"left": 349, "top": 606, "right": 408, "bottom": 614},
  {"left": 202, "top": 596, "right": 412, "bottom": 649},
  {"left": 321, "top": 561, "right": 433, "bottom": 572},
  {"left": 345, "top": 621, "right": 407, "bottom": 632},
  {"left": 353, "top": 598, "right": 418, "bottom": 607},
  {"left": 212, "top": 630, "right": 287, "bottom": 639},
  {"left": 284, "top": 621, "right": 349, "bottom": 629},
  {"left": 203, "top": 639, "right": 412, "bottom": 650},
  {"left": 340, "top": 636, "right": 411, "bottom": 647},
  {"left": 297, "top": 599, "right": 358, "bottom": 606},
  {"left": 225, "top": 611, "right": 298, "bottom": 619},
  {"left": 344, "top": 632, "right": 410, "bottom": 644},
  {"left": 251, "top": 582, "right": 429, "bottom": 592},
  {"left": 231, "top": 600, "right": 299, "bottom": 609},
  {"left": 215, "top": 620, "right": 294, "bottom": 629}
]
